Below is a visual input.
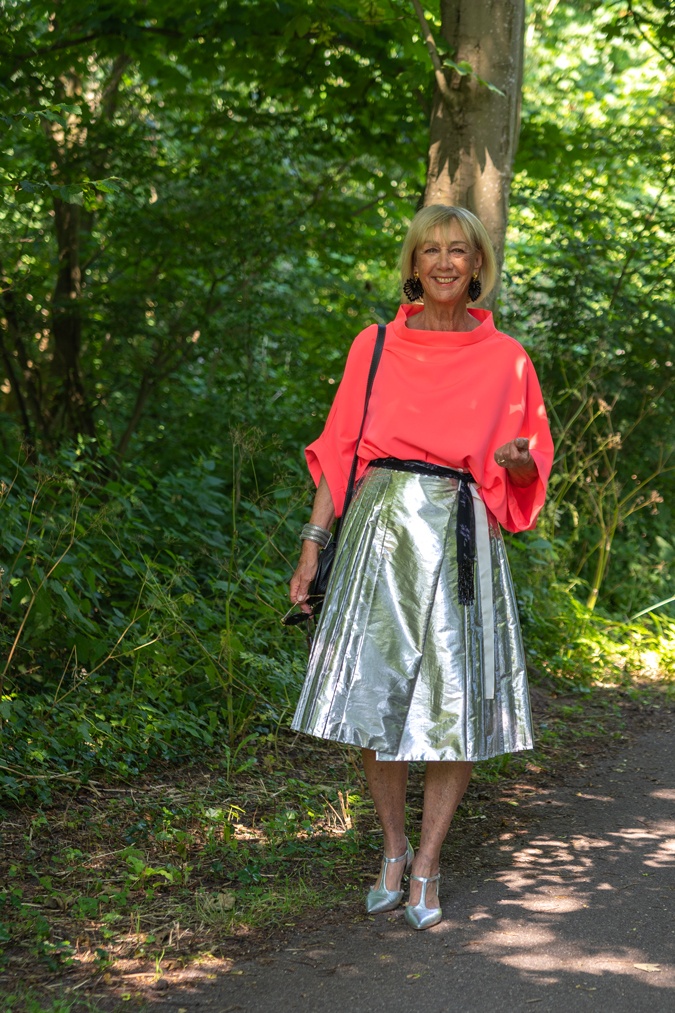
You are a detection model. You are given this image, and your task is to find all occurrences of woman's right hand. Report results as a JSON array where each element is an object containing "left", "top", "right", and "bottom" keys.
[
  {"left": 290, "top": 476, "right": 335, "bottom": 614},
  {"left": 289, "top": 542, "right": 320, "bottom": 614}
]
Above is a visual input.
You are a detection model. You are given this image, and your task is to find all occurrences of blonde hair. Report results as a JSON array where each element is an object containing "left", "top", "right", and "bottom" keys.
[{"left": 399, "top": 205, "right": 497, "bottom": 303}]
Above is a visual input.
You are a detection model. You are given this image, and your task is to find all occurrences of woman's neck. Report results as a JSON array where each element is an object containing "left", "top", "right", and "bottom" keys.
[{"left": 409, "top": 302, "right": 478, "bottom": 332}]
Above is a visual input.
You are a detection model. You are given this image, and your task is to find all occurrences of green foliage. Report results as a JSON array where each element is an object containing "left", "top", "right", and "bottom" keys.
[
  {"left": 504, "top": 0, "right": 675, "bottom": 613},
  {"left": 0, "top": 991, "right": 110, "bottom": 1013},
  {"left": 507, "top": 529, "right": 675, "bottom": 684},
  {"left": 0, "top": 0, "right": 427, "bottom": 452},
  {"left": 0, "top": 439, "right": 307, "bottom": 800},
  {"left": 0, "top": 0, "right": 674, "bottom": 798}
]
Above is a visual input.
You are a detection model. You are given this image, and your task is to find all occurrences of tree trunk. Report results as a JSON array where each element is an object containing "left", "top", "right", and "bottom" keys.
[
  {"left": 424, "top": 0, "right": 526, "bottom": 291},
  {"left": 0, "top": 264, "right": 49, "bottom": 449},
  {"left": 50, "top": 195, "right": 95, "bottom": 440},
  {"left": 41, "top": 67, "right": 96, "bottom": 443},
  {"left": 115, "top": 372, "right": 155, "bottom": 461}
]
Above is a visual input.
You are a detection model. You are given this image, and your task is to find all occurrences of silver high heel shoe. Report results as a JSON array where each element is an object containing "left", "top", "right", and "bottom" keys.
[
  {"left": 365, "top": 838, "right": 414, "bottom": 914},
  {"left": 404, "top": 872, "right": 442, "bottom": 930}
]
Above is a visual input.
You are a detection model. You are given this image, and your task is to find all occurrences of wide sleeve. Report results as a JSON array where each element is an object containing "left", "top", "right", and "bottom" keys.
[
  {"left": 305, "top": 325, "right": 379, "bottom": 517},
  {"left": 500, "top": 357, "right": 554, "bottom": 532}
]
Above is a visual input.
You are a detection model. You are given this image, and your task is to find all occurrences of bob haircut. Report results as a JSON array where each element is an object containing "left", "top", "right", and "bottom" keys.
[{"left": 399, "top": 205, "right": 497, "bottom": 303}]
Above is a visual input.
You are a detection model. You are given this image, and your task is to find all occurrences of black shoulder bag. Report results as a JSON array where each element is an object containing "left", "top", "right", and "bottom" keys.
[{"left": 283, "top": 323, "right": 386, "bottom": 626}]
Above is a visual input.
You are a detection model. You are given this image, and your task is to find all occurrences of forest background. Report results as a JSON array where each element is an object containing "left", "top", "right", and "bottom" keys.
[{"left": 1, "top": 0, "right": 675, "bottom": 798}]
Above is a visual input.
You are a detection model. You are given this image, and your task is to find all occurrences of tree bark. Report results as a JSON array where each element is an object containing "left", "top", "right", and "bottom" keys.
[
  {"left": 0, "top": 263, "right": 50, "bottom": 448},
  {"left": 423, "top": 0, "right": 526, "bottom": 292},
  {"left": 51, "top": 195, "right": 95, "bottom": 438},
  {"left": 0, "top": 324, "right": 33, "bottom": 447},
  {"left": 115, "top": 372, "right": 155, "bottom": 462}
]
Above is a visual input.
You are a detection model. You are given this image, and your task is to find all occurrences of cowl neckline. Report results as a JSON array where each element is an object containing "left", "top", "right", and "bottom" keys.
[{"left": 392, "top": 303, "right": 497, "bottom": 347}]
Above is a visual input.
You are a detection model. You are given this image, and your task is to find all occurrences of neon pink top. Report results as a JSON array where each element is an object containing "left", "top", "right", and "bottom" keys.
[{"left": 305, "top": 304, "right": 554, "bottom": 533}]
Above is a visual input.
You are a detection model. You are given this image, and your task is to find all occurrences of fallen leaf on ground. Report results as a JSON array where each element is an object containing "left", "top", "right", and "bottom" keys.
[{"left": 634, "top": 963, "right": 660, "bottom": 972}]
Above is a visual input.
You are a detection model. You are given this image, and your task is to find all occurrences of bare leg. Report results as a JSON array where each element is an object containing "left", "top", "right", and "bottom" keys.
[
  {"left": 362, "top": 748, "right": 409, "bottom": 890},
  {"left": 409, "top": 760, "right": 473, "bottom": 907}
]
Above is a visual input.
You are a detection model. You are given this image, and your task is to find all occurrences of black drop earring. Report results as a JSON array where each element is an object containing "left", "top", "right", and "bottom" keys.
[
  {"left": 468, "top": 273, "right": 482, "bottom": 302},
  {"left": 403, "top": 270, "right": 424, "bottom": 302}
]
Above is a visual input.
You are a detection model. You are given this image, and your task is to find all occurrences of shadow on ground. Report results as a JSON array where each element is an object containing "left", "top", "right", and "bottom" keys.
[{"left": 119, "top": 724, "right": 675, "bottom": 1012}]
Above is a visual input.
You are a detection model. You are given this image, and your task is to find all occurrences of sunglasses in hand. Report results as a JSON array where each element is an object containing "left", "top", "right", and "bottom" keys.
[{"left": 280, "top": 595, "right": 324, "bottom": 627}]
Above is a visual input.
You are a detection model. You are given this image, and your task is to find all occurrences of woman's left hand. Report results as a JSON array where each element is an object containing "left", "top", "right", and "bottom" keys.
[{"left": 494, "top": 438, "right": 538, "bottom": 487}]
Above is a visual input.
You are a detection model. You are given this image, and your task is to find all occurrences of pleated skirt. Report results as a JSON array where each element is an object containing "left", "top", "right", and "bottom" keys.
[{"left": 291, "top": 466, "right": 534, "bottom": 762}]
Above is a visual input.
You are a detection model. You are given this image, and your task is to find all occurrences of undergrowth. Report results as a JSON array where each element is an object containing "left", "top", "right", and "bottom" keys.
[
  {"left": 1, "top": 444, "right": 675, "bottom": 810},
  {"left": 506, "top": 529, "right": 675, "bottom": 686},
  {"left": 0, "top": 442, "right": 306, "bottom": 802},
  {"left": 0, "top": 990, "right": 127, "bottom": 1013}
]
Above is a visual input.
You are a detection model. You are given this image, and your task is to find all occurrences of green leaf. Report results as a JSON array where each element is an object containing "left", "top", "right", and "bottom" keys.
[{"left": 50, "top": 183, "right": 85, "bottom": 206}]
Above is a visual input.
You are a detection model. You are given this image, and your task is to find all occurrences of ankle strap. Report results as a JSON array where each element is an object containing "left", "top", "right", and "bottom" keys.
[
  {"left": 384, "top": 850, "right": 408, "bottom": 865},
  {"left": 383, "top": 838, "right": 411, "bottom": 865},
  {"left": 410, "top": 873, "right": 440, "bottom": 883}
]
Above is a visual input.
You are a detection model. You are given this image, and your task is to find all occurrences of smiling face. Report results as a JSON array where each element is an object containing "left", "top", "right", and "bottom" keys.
[{"left": 414, "top": 222, "right": 483, "bottom": 307}]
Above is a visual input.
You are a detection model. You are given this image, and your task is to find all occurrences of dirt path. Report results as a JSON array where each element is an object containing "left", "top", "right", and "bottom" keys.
[{"left": 152, "top": 720, "right": 675, "bottom": 1012}]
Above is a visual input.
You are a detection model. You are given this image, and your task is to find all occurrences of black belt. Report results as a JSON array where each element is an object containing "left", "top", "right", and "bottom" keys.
[{"left": 368, "top": 457, "right": 476, "bottom": 605}]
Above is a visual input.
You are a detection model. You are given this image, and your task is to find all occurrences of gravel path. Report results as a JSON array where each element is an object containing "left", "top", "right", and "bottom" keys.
[{"left": 159, "top": 722, "right": 675, "bottom": 1012}]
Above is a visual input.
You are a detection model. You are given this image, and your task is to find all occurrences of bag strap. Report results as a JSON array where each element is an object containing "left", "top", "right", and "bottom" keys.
[{"left": 338, "top": 322, "right": 386, "bottom": 524}]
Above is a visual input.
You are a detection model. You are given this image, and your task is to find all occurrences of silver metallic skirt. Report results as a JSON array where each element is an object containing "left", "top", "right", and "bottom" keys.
[{"left": 291, "top": 466, "right": 533, "bottom": 762}]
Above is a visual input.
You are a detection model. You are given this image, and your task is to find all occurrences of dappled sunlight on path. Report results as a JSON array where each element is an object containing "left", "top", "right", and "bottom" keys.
[
  {"left": 139, "top": 725, "right": 675, "bottom": 1011},
  {"left": 462, "top": 811, "right": 675, "bottom": 991}
]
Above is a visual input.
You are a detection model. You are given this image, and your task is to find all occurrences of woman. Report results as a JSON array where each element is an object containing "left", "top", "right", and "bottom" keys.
[{"left": 288, "top": 205, "right": 553, "bottom": 930}]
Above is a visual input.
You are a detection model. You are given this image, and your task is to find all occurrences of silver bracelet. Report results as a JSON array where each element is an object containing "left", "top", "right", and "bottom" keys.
[{"left": 300, "top": 523, "right": 331, "bottom": 548}]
